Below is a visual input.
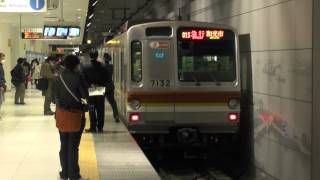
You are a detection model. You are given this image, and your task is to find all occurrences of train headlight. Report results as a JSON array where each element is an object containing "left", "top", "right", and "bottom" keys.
[
  {"left": 129, "top": 99, "right": 141, "bottom": 110},
  {"left": 228, "top": 98, "right": 239, "bottom": 109}
]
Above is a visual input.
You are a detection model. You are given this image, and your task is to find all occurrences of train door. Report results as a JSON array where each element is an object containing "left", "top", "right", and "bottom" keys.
[
  {"left": 143, "top": 39, "right": 175, "bottom": 124},
  {"left": 120, "top": 48, "right": 126, "bottom": 114}
]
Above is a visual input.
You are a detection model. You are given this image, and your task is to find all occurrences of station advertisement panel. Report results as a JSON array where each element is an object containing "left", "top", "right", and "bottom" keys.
[{"left": 0, "top": 0, "right": 47, "bottom": 12}]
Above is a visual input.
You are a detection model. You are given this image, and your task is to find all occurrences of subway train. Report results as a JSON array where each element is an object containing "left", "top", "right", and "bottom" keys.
[{"left": 101, "top": 20, "right": 241, "bottom": 146}]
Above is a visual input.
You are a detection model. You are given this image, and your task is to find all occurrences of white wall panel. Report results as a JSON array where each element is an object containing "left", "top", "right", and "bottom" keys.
[
  {"left": 255, "top": 134, "right": 311, "bottom": 180},
  {"left": 251, "top": 50, "right": 312, "bottom": 102},
  {"left": 191, "top": 0, "right": 312, "bottom": 51},
  {"left": 253, "top": 93, "right": 311, "bottom": 155},
  {"left": 190, "top": 0, "right": 289, "bottom": 21}
]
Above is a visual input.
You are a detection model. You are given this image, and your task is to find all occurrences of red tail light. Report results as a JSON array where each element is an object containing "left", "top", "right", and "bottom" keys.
[
  {"left": 129, "top": 112, "right": 140, "bottom": 122},
  {"left": 228, "top": 112, "right": 239, "bottom": 122}
]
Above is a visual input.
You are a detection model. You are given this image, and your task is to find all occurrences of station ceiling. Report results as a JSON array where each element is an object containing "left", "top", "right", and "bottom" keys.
[
  {"left": 0, "top": 0, "right": 89, "bottom": 45},
  {"left": 84, "top": 0, "right": 153, "bottom": 45}
]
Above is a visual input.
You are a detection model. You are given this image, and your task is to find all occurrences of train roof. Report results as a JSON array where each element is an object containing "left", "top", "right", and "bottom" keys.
[{"left": 122, "top": 20, "right": 237, "bottom": 32}]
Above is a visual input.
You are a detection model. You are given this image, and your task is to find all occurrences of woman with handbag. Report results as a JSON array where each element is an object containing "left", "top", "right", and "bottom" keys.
[{"left": 54, "top": 55, "right": 88, "bottom": 180}]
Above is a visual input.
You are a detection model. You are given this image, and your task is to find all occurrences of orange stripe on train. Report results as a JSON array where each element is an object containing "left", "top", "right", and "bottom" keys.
[{"left": 127, "top": 92, "right": 241, "bottom": 103}]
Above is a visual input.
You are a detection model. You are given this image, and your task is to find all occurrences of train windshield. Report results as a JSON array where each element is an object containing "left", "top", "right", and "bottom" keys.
[{"left": 177, "top": 27, "right": 236, "bottom": 82}]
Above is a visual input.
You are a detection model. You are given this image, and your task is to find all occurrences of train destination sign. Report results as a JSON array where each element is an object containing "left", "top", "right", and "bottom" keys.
[{"left": 180, "top": 29, "right": 225, "bottom": 40}]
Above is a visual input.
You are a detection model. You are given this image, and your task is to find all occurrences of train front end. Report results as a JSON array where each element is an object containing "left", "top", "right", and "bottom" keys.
[{"left": 126, "top": 22, "right": 241, "bottom": 146}]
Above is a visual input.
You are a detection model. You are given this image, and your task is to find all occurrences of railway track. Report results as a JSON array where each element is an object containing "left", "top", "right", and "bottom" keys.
[{"left": 158, "top": 167, "right": 233, "bottom": 180}]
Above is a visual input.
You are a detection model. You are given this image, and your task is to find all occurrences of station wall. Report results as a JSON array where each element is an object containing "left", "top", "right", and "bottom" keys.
[
  {"left": 0, "top": 23, "right": 48, "bottom": 90},
  {"left": 145, "top": 0, "right": 313, "bottom": 179}
]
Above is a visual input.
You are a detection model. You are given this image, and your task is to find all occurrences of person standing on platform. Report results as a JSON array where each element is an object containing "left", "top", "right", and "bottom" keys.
[
  {"left": 40, "top": 56, "right": 56, "bottom": 115},
  {"left": 31, "top": 59, "right": 41, "bottom": 86},
  {"left": 54, "top": 55, "right": 88, "bottom": 180},
  {"left": 22, "top": 60, "right": 31, "bottom": 89},
  {"left": 103, "top": 53, "right": 119, "bottom": 123},
  {"left": 82, "top": 49, "right": 108, "bottom": 133},
  {"left": 11, "top": 58, "right": 26, "bottom": 105},
  {"left": 0, "top": 53, "right": 6, "bottom": 116}
]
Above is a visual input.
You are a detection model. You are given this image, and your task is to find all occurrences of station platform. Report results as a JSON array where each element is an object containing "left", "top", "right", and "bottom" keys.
[{"left": 0, "top": 88, "right": 160, "bottom": 180}]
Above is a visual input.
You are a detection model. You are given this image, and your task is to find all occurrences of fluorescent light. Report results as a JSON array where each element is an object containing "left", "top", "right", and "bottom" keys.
[
  {"left": 76, "top": 9, "right": 82, "bottom": 11},
  {"left": 86, "top": 22, "right": 91, "bottom": 27},
  {"left": 92, "top": 1, "right": 98, "bottom": 7},
  {"left": 89, "top": 14, "right": 94, "bottom": 19},
  {"left": 77, "top": 16, "right": 81, "bottom": 19}
]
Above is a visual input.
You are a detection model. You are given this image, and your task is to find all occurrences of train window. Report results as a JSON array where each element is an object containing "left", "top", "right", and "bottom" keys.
[
  {"left": 177, "top": 27, "right": 236, "bottom": 82},
  {"left": 146, "top": 27, "right": 172, "bottom": 36},
  {"left": 131, "top": 41, "right": 142, "bottom": 82}
]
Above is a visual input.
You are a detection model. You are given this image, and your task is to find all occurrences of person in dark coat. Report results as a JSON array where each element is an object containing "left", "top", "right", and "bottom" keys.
[
  {"left": 11, "top": 58, "right": 26, "bottom": 105},
  {"left": 0, "top": 52, "right": 6, "bottom": 113},
  {"left": 82, "top": 49, "right": 108, "bottom": 133},
  {"left": 103, "top": 53, "right": 119, "bottom": 123},
  {"left": 54, "top": 55, "right": 88, "bottom": 180}
]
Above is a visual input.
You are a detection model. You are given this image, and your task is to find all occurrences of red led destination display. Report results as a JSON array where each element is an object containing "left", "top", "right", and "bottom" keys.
[
  {"left": 21, "top": 32, "right": 43, "bottom": 39},
  {"left": 180, "top": 29, "right": 224, "bottom": 40}
]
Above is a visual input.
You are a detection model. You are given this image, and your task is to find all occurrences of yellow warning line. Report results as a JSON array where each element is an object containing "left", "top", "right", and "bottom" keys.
[{"left": 79, "top": 113, "right": 100, "bottom": 180}]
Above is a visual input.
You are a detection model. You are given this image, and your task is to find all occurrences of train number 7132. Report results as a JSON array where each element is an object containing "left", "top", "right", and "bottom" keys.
[{"left": 150, "top": 80, "right": 170, "bottom": 87}]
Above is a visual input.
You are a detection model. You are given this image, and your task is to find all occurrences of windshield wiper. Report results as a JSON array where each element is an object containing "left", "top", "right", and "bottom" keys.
[
  {"left": 190, "top": 72, "right": 201, "bottom": 86},
  {"left": 207, "top": 72, "right": 221, "bottom": 86}
]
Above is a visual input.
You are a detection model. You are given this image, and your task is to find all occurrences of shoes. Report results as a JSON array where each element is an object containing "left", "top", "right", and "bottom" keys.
[
  {"left": 57, "top": 172, "right": 67, "bottom": 180},
  {"left": 115, "top": 116, "right": 120, "bottom": 123},
  {"left": 85, "top": 128, "right": 96, "bottom": 133},
  {"left": 44, "top": 111, "right": 55, "bottom": 115},
  {"left": 14, "top": 102, "right": 25, "bottom": 105}
]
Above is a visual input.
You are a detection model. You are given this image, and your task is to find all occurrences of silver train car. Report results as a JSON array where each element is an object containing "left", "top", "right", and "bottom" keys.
[{"left": 102, "top": 20, "right": 241, "bottom": 145}]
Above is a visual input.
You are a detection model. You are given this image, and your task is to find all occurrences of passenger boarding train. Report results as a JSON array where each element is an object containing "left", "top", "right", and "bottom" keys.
[{"left": 101, "top": 20, "right": 241, "bottom": 145}]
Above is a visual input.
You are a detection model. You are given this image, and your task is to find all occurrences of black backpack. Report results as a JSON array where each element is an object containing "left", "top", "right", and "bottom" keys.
[
  {"left": 10, "top": 66, "right": 19, "bottom": 86},
  {"left": 35, "top": 77, "right": 48, "bottom": 91}
]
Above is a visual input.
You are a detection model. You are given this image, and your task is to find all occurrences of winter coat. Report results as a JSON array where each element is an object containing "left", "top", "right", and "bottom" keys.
[
  {"left": 0, "top": 63, "right": 5, "bottom": 87},
  {"left": 40, "top": 62, "right": 55, "bottom": 97},
  {"left": 32, "top": 64, "right": 41, "bottom": 80},
  {"left": 11, "top": 64, "right": 25, "bottom": 86},
  {"left": 54, "top": 70, "right": 88, "bottom": 111}
]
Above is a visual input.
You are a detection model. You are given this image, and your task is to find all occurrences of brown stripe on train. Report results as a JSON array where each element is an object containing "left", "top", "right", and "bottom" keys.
[{"left": 127, "top": 92, "right": 241, "bottom": 103}]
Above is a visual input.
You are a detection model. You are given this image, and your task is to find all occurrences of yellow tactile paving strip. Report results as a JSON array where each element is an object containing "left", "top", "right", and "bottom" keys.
[{"left": 79, "top": 113, "right": 100, "bottom": 180}]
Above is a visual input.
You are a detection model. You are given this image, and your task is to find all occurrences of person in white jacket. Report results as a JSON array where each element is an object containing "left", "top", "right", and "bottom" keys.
[{"left": 31, "top": 59, "right": 41, "bottom": 85}]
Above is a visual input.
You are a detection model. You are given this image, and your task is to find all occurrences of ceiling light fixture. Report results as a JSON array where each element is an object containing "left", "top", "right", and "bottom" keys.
[
  {"left": 77, "top": 8, "right": 82, "bottom": 11},
  {"left": 89, "top": 14, "right": 94, "bottom": 19},
  {"left": 86, "top": 22, "right": 92, "bottom": 27},
  {"left": 92, "top": 0, "right": 98, "bottom": 7}
]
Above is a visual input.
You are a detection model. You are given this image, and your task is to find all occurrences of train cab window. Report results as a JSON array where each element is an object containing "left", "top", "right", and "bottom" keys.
[
  {"left": 177, "top": 27, "right": 236, "bottom": 82},
  {"left": 131, "top": 41, "right": 142, "bottom": 82}
]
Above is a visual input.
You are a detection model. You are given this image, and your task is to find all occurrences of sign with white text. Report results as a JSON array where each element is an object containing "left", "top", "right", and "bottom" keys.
[{"left": 0, "top": 0, "right": 47, "bottom": 12}]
